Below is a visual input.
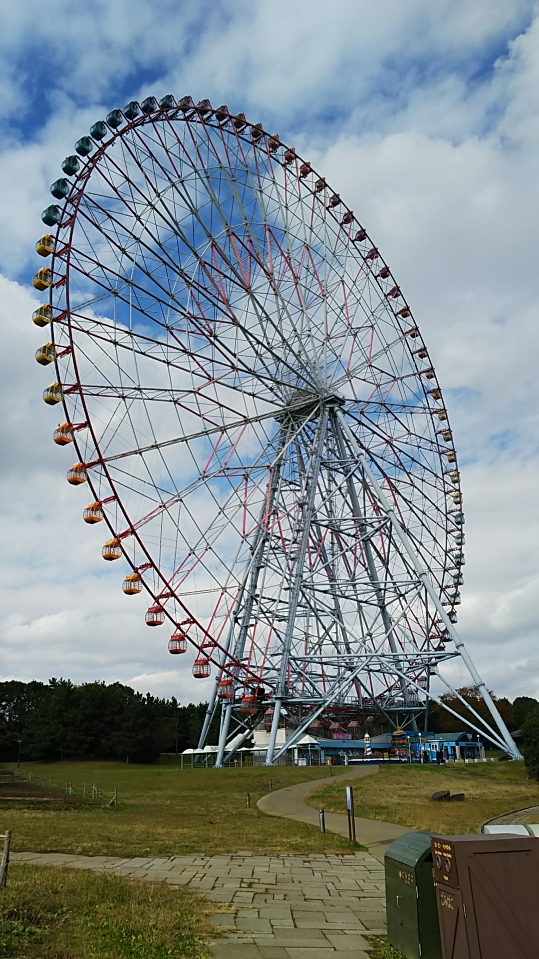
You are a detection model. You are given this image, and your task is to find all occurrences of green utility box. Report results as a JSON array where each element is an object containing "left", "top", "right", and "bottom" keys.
[{"left": 385, "top": 831, "right": 442, "bottom": 959}]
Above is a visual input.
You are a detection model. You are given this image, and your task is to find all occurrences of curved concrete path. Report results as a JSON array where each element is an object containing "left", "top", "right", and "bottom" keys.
[{"left": 258, "top": 766, "right": 408, "bottom": 863}]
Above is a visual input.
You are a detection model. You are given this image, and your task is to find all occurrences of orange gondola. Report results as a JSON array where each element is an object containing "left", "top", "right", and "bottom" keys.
[
  {"left": 66, "top": 463, "right": 87, "bottom": 485},
  {"left": 122, "top": 572, "right": 142, "bottom": 594},
  {"left": 102, "top": 539, "right": 121, "bottom": 561},
  {"left": 53, "top": 423, "right": 73, "bottom": 445},
  {"left": 83, "top": 502, "right": 103, "bottom": 524}
]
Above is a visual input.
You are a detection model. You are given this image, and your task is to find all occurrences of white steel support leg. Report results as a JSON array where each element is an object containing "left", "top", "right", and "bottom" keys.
[
  {"left": 266, "top": 409, "right": 328, "bottom": 765},
  {"left": 336, "top": 410, "right": 521, "bottom": 759},
  {"left": 215, "top": 702, "right": 234, "bottom": 767}
]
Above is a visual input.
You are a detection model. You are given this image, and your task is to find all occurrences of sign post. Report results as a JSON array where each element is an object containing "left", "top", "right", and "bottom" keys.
[{"left": 346, "top": 786, "right": 357, "bottom": 844}]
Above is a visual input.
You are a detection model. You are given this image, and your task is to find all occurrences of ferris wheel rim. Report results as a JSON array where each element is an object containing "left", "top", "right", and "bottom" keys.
[{"left": 41, "top": 96, "right": 463, "bottom": 684}]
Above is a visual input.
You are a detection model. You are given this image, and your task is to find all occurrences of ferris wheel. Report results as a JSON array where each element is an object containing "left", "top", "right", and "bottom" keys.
[{"left": 32, "top": 94, "right": 519, "bottom": 762}]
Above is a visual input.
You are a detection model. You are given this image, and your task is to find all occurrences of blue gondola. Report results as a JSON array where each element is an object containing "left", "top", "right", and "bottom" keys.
[
  {"left": 41, "top": 205, "right": 61, "bottom": 226},
  {"left": 178, "top": 96, "right": 194, "bottom": 112},
  {"left": 50, "top": 178, "right": 69, "bottom": 200},
  {"left": 75, "top": 137, "right": 94, "bottom": 157},
  {"left": 123, "top": 101, "right": 140, "bottom": 120},
  {"left": 141, "top": 96, "right": 158, "bottom": 114},
  {"left": 106, "top": 109, "right": 123, "bottom": 129},
  {"left": 159, "top": 95, "right": 176, "bottom": 110},
  {"left": 61, "top": 155, "right": 80, "bottom": 176},
  {"left": 196, "top": 99, "right": 212, "bottom": 115},
  {"left": 90, "top": 121, "right": 107, "bottom": 140}
]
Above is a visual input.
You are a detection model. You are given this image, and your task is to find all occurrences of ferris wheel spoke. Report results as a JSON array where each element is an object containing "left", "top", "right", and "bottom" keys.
[{"left": 110, "top": 127, "right": 320, "bottom": 385}]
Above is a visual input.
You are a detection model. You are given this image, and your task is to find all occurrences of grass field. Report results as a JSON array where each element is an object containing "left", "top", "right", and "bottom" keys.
[
  {"left": 306, "top": 760, "right": 539, "bottom": 835},
  {"left": 0, "top": 862, "right": 212, "bottom": 958},
  {"left": 1, "top": 760, "right": 356, "bottom": 857}
]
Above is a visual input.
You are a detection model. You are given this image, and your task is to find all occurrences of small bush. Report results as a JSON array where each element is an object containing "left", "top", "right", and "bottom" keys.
[{"left": 368, "top": 937, "right": 405, "bottom": 958}]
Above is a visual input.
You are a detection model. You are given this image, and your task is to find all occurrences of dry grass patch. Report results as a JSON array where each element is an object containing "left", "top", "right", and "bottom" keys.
[
  {"left": 0, "top": 862, "right": 211, "bottom": 958},
  {"left": 1, "top": 761, "right": 353, "bottom": 857},
  {"left": 306, "top": 761, "right": 539, "bottom": 834}
]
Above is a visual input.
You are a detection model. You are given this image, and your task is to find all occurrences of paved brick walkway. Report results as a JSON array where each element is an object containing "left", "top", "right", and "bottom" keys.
[{"left": 12, "top": 850, "right": 386, "bottom": 958}]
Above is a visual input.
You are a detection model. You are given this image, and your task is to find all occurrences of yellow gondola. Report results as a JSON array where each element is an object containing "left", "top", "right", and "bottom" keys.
[
  {"left": 35, "top": 235, "right": 55, "bottom": 257},
  {"left": 32, "top": 268, "right": 52, "bottom": 291},
  {"left": 35, "top": 343, "right": 55, "bottom": 365},
  {"left": 43, "top": 383, "right": 62, "bottom": 405},
  {"left": 33, "top": 305, "right": 53, "bottom": 327}
]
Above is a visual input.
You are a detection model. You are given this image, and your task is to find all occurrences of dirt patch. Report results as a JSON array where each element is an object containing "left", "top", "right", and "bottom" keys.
[{"left": 0, "top": 777, "right": 88, "bottom": 805}]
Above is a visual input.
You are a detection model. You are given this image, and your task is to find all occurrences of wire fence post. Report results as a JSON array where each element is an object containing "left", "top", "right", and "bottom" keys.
[
  {"left": 319, "top": 808, "right": 326, "bottom": 833},
  {"left": 346, "top": 786, "right": 356, "bottom": 844},
  {"left": 246, "top": 793, "right": 251, "bottom": 808},
  {"left": 0, "top": 831, "right": 11, "bottom": 888}
]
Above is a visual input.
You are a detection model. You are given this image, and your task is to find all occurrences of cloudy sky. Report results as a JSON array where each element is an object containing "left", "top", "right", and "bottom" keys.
[{"left": 1, "top": 0, "right": 539, "bottom": 705}]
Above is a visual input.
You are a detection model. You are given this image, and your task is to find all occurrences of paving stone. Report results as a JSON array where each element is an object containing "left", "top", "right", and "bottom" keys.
[
  {"left": 209, "top": 914, "right": 236, "bottom": 930},
  {"left": 210, "top": 944, "right": 263, "bottom": 958},
  {"left": 259, "top": 906, "right": 292, "bottom": 919},
  {"left": 323, "top": 932, "right": 370, "bottom": 949},
  {"left": 272, "top": 928, "right": 327, "bottom": 942},
  {"left": 285, "top": 951, "right": 371, "bottom": 959},
  {"left": 237, "top": 918, "right": 273, "bottom": 933},
  {"left": 257, "top": 948, "right": 289, "bottom": 958}
]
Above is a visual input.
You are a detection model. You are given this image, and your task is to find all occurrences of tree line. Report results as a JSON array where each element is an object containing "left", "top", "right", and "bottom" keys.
[
  {"left": 2, "top": 678, "right": 539, "bottom": 773},
  {"left": 0, "top": 679, "right": 219, "bottom": 764},
  {"left": 425, "top": 685, "right": 539, "bottom": 778}
]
